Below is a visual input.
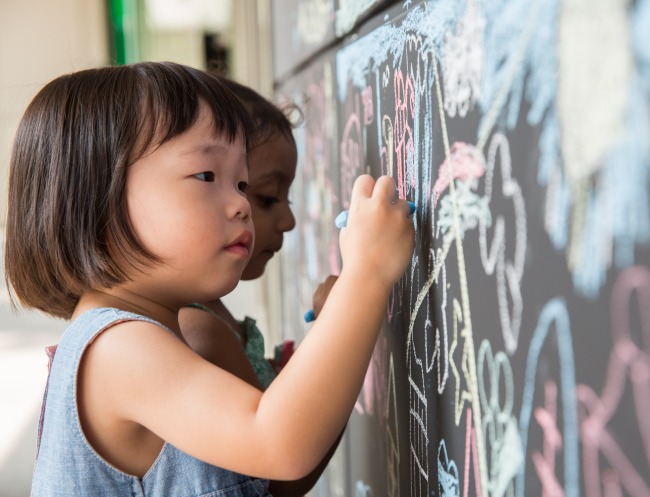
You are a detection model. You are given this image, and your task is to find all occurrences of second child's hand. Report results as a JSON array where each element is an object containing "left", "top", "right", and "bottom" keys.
[{"left": 304, "top": 199, "right": 416, "bottom": 322}]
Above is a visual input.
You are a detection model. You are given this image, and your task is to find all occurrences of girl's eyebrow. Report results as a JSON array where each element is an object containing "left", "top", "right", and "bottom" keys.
[
  {"left": 180, "top": 141, "right": 230, "bottom": 157},
  {"left": 255, "top": 171, "right": 280, "bottom": 181},
  {"left": 255, "top": 171, "right": 291, "bottom": 182}
]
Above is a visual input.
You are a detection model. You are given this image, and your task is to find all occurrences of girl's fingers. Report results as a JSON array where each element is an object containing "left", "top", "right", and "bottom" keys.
[
  {"left": 371, "top": 176, "right": 412, "bottom": 218},
  {"left": 393, "top": 198, "right": 413, "bottom": 217},
  {"left": 350, "top": 175, "right": 412, "bottom": 219},
  {"left": 372, "top": 175, "right": 397, "bottom": 203},
  {"left": 350, "top": 175, "right": 375, "bottom": 203}
]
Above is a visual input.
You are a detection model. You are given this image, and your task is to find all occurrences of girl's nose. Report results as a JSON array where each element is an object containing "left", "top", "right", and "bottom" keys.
[
  {"left": 232, "top": 190, "right": 252, "bottom": 222},
  {"left": 278, "top": 203, "right": 296, "bottom": 233}
]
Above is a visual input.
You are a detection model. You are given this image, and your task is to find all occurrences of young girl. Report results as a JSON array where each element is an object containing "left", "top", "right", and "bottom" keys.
[
  {"left": 5, "top": 61, "right": 415, "bottom": 496},
  {"left": 179, "top": 78, "right": 338, "bottom": 496}
]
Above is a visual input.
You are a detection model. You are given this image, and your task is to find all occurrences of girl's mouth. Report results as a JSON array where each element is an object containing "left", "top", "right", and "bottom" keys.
[{"left": 225, "top": 230, "right": 253, "bottom": 257}]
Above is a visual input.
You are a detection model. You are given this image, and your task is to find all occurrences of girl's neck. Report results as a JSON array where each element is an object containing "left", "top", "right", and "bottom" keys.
[
  {"left": 200, "top": 299, "right": 230, "bottom": 317},
  {"left": 199, "top": 299, "right": 245, "bottom": 343},
  {"left": 74, "top": 289, "right": 182, "bottom": 337}
]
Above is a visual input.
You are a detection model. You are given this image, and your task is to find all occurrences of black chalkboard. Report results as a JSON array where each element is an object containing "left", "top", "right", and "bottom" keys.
[{"left": 272, "top": 1, "right": 650, "bottom": 496}]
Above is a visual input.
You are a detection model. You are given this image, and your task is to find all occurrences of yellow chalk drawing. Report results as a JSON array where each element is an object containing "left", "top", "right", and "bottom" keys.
[
  {"left": 386, "top": 354, "right": 401, "bottom": 497},
  {"left": 434, "top": 58, "right": 489, "bottom": 494}
]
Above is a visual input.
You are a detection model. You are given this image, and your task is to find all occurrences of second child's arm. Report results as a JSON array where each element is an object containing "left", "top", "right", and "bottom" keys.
[{"left": 86, "top": 175, "right": 414, "bottom": 481}]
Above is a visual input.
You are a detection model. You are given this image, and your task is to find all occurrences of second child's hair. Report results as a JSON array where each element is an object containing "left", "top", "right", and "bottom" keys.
[
  {"left": 218, "top": 77, "right": 301, "bottom": 148},
  {"left": 5, "top": 62, "right": 254, "bottom": 320}
]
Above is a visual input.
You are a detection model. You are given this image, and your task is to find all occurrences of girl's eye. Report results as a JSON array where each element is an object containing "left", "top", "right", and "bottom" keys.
[
  {"left": 194, "top": 171, "right": 215, "bottom": 182},
  {"left": 257, "top": 195, "right": 280, "bottom": 209},
  {"left": 237, "top": 181, "right": 248, "bottom": 193}
]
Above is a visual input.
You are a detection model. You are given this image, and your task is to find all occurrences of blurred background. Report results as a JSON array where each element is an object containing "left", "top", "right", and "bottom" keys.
[{"left": 0, "top": 1, "right": 281, "bottom": 495}]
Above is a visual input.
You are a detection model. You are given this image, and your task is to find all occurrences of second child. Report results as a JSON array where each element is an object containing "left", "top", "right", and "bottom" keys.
[{"left": 180, "top": 77, "right": 336, "bottom": 496}]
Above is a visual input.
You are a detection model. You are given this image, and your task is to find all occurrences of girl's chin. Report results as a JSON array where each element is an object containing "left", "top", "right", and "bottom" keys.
[{"left": 241, "top": 254, "right": 272, "bottom": 280}]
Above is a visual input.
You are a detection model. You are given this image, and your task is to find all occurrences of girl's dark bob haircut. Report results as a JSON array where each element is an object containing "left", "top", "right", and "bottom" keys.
[{"left": 4, "top": 61, "right": 254, "bottom": 319}]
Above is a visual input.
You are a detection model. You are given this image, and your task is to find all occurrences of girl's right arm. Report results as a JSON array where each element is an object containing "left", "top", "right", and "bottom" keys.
[{"left": 86, "top": 175, "right": 414, "bottom": 481}]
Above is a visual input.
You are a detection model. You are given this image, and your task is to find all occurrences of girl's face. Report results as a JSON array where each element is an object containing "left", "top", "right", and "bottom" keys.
[
  {"left": 125, "top": 102, "right": 254, "bottom": 307},
  {"left": 242, "top": 132, "right": 297, "bottom": 280}
]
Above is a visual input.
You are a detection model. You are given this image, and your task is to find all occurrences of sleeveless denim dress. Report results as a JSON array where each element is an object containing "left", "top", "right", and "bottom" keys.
[{"left": 31, "top": 307, "right": 271, "bottom": 497}]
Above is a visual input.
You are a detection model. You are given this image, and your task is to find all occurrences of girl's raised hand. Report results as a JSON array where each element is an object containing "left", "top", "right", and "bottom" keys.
[
  {"left": 339, "top": 175, "right": 415, "bottom": 289},
  {"left": 311, "top": 275, "right": 339, "bottom": 318}
]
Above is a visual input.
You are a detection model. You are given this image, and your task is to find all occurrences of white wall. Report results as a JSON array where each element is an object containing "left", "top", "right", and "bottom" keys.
[{"left": 0, "top": 0, "right": 109, "bottom": 225}]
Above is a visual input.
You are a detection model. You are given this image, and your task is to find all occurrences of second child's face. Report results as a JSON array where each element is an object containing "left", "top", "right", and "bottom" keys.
[
  {"left": 242, "top": 132, "right": 297, "bottom": 280},
  {"left": 125, "top": 102, "right": 254, "bottom": 306}
]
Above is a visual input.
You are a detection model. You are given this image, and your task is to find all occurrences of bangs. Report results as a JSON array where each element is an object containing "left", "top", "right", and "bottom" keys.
[{"left": 130, "top": 62, "right": 254, "bottom": 162}]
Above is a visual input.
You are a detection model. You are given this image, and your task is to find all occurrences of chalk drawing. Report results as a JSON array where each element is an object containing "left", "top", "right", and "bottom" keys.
[
  {"left": 362, "top": 85, "right": 374, "bottom": 125},
  {"left": 477, "top": 0, "right": 541, "bottom": 150},
  {"left": 576, "top": 266, "right": 650, "bottom": 497},
  {"left": 463, "top": 408, "right": 484, "bottom": 497},
  {"left": 441, "top": 0, "right": 484, "bottom": 119},
  {"left": 438, "top": 439, "right": 460, "bottom": 497},
  {"left": 301, "top": 65, "right": 341, "bottom": 281},
  {"left": 355, "top": 480, "right": 375, "bottom": 497},
  {"left": 432, "top": 142, "right": 485, "bottom": 208},
  {"left": 476, "top": 340, "right": 523, "bottom": 497},
  {"left": 336, "top": 0, "right": 379, "bottom": 36},
  {"left": 434, "top": 56, "right": 491, "bottom": 494},
  {"left": 386, "top": 354, "right": 401, "bottom": 497},
  {"left": 381, "top": 115, "right": 395, "bottom": 178},
  {"left": 355, "top": 335, "right": 389, "bottom": 419},
  {"left": 517, "top": 298, "right": 579, "bottom": 497},
  {"left": 408, "top": 305, "right": 431, "bottom": 496},
  {"left": 531, "top": 381, "right": 565, "bottom": 497},
  {"left": 634, "top": 0, "right": 650, "bottom": 91},
  {"left": 340, "top": 92, "right": 364, "bottom": 208},
  {"left": 478, "top": 133, "right": 527, "bottom": 354},
  {"left": 297, "top": 0, "right": 335, "bottom": 45},
  {"left": 557, "top": 0, "right": 632, "bottom": 181},
  {"left": 393, "top": 68, "right": 416, "bottom": 200}
]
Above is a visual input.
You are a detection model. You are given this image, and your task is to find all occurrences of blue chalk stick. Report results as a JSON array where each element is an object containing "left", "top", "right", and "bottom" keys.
[
  {"left": 334, "top": 210, "right": 349, "bottom": 229},
  {"left": 334, "top": 201, "right": 415, "bottom": 229},
  {"left": 304, "top": 309, "right": 316, "bottom": 323}
]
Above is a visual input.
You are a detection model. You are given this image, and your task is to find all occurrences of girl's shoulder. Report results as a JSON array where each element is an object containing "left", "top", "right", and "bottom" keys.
[
  {"left": 68, "top": 306, "right": 167, "bottom": 328},
  {"left": 59, "top": 307, "right": 175, "bottom": 349}
]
